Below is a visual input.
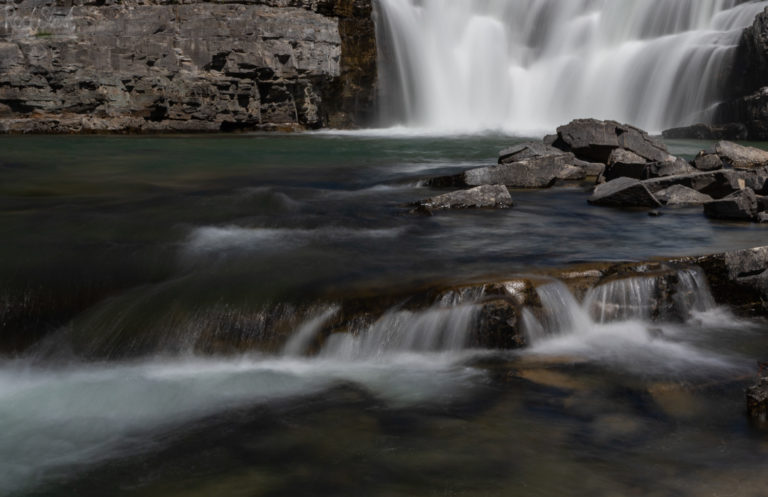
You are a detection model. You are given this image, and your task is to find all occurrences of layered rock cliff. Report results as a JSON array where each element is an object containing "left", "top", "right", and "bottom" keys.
[{"left": 0, "top": 0, "right": 376, "bottom": 132}]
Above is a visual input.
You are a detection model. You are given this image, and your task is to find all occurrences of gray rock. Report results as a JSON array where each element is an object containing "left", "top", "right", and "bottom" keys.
[
  {"left": 693, "top": 152, "right": 725, "bottom": 171},
  {"left": 654, "top": 185, "right": 713, "bottom": 206},
  {"left": 747, "top": 376, "right": 768, "bottom": 425},
  {"left": 643, "top": 170, "right": 754, "bottom": 199},
  {"left": 588, "top": 177, "right": 662, "bottom": 208},
  {"left": 429, "top": 154, "right": 583, "bottom": 189},
  {"left": 573, "top": 158, "right": 605, "bottom": 177},
  {"left": 703, "top": 188, "right": 760, "bottom": 221},
  {"left": 715, "top": 141, "right": 768, "bottom": 169},
  {"left": 556, "top": 118, "right": 673, "bottom": 164},
  {"left": 0, "top": 0, "right": 377, "bottom": 133},
  {"left": 498, "top": 141, "right": 568, "bottom": 164},
  {"left": 412, "top": 185, "right": 514, "bottom": 213},
  {"left": 602, "top": 155, "right": 694, "bottom": 183}
]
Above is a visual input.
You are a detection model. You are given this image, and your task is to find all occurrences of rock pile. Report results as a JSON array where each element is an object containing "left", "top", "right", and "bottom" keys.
[{"left": 416, "top": 118, "right": 768, "bottom": 222}]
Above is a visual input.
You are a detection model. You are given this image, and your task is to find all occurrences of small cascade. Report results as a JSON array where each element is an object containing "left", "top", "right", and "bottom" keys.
[
  {"left": 319, "top": 304, "right": 478, "bottom": 360},
  {"left": 584, "top": 276, "right": 660, "bottom": 323},
  {"left": 675, "top": 267, "right": 717, "bottom": 314},
  {"left": 534, "top": 281, "right": 592, "bottom": 335},
  {"left": 281, "top": 305, "right": 340, "bottom": 357},
  {"left": 525, "top": 266, "right": 719, "bottom": 344}
]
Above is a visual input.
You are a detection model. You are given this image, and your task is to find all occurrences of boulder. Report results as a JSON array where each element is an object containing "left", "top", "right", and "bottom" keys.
[
  {"left": 602, "top": 155, "right": 694, "bottom": 183},
  {"left": 428, "top": 154, "right": 583, "bottom": 189},
  {"left": 470, "top": 299, "right": 525, "bottom": 349},
  {"left": 644, "top": 170, "right": 750, "bottom": 199},
  {"left": 703, "top": 188, "right": 760, "bottom": 221},
  {"left": 498, "top": 141, "right": 569, "bottom": 164},
  {"left": 411, "top": 185, "right": 514, "bottom": 213},
  {"left": 574, "top": 158, "right": 605, "bottom": 177},
  {"left": 556, "top": 118, "right": 673, "bottom": 164},
  {"left": 715, "top": 141, "right": 768, "bottom": 169},
  {"left": 692, "top": 152, "right": 724, "bottom": 172},
  {"left": 661, "top": 123, "right": 748, "bottom": 141},
  {"left": 654, "top": 185, "right": 713, "bottom": 207},
  {"left": 747, "top": 376, "right": 768, "bottom": 425},
  {"left": 588, "top": 177, "right": 662, "bottom": 208}
]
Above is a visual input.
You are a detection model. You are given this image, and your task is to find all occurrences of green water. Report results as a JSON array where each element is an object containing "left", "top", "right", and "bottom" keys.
[{"left": 1, "top": 133, "right": 768, "bottom": 496}]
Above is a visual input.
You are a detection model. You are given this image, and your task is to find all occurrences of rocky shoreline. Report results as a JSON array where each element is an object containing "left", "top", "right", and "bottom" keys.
[{"left": 415, "top": 118, "right": 768, "bottom": 223}]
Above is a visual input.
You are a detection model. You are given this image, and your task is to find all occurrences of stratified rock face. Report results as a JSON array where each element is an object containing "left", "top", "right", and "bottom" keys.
[{"left": 0, "top": 0, "right": 376, "bottom": 133}]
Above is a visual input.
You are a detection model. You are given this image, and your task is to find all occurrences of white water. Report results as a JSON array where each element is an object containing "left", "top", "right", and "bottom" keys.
[
  {"left": 0, "top": 268, "right": 758, "bottom": 494},
  {"left": 375, "top": 0, "right": 768, "bottom": 134},
  {"left": 525, "top": 269, "right": 748, "bottom": 375}
]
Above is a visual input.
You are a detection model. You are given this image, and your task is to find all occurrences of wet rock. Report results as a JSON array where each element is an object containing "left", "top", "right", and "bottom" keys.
[
  {"left": 703, "top": 188, "right": 760, "bottom": 221},
  {"left": 588, "top": 177, "right": 662, "bottom": 208},
  {"left": 470, "top": 299, "right": 525, "bottom": 349},
  {"left": 693, "top": 152, "right": 725, "bottom": 172},
  {"left": 715, "top": 141, "right": 768, "bottom": 169},
  {"left": 674, "top": 246, "right": 768, "bottom": 315},
  {"left": 555, "top": 118, "right": 673, "bottom": 164},
  {"left": 662, "top": 123, "right": 749, "bottom": 141},
  {"left": 747, "top": 376, "right": 768, "bottom": 425},
  {"left": 428, "top": 154, "right": 583, "bottom": 189},
  {"left": 654, "top": 185, "right": 714, "bottom": 207},
  {"left": 411, "top": 185, "right": 514, "bottom": 213},
  {"left": 498, "top": 141, "right": 569, "bottom": 164},
  {"left": 643, "top": 170, "right": 750, "bottom": 199},
  {"left": 602, "top": 156, "right": 694, "bottom": 183}
]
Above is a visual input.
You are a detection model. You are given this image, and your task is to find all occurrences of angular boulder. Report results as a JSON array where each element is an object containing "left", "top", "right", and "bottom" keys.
[
  {"left": 556, "top": 119, "right": 673, "bottom": 164},
  {"left": 715, "top": 141, "right": 768, "bottom": 169},
  {"left": 654, "top": 185, "right": 713, "bottom": 207},
  {"left": 692, "top": 152, "right": 724, "bottom": 172},
  {"left": 429, "top": 154, "right": 583, "bottom": 189},
  {"left": 498, "top": 141, "right": 570, "bottom": 164},
  {"left": 703, "top": 188, "right": 760, "bottom": 221},
  {"left": 588, "top": 177, "right": 662, "bottom": 208},
  {"left": 412, "top": 185, "right": 514, "bottom": 213}
]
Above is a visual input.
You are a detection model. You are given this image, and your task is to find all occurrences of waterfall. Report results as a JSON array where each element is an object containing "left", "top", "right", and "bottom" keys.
[
  {"left": 319, "top": 305, "right": 478, "bottom": 360},
  {"left": 526, "top": 267, "right": 718, "bottom": 342},
  {"left": 375, "top": 0, "right": 768, "bottom": 133}
]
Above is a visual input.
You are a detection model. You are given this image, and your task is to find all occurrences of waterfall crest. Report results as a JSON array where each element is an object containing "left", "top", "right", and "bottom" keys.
[{"left": 375, "top": 0, "right": 768, "bottom": 133}]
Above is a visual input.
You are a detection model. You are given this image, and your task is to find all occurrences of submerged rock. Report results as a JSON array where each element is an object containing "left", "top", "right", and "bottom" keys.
[
  {"left": 715, "top": 141, "right": 768, "bottom": 169},
  {"left": 588, "top": 177, "right": 661, "bottom": 208},
  {"left": 555, "top": 118, "right": 673, "bottom": 164},
  {"left": 411, "top": 185, "right": 514, "bottom": 213}
]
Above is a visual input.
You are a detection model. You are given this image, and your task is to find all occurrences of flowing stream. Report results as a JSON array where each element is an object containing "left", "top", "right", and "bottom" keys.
[
  {"left": 2, "top": 135, "right": 768, "bottom": 495},
  {"left": 375, "top": 0, "right": 768, "bottom": 133}
]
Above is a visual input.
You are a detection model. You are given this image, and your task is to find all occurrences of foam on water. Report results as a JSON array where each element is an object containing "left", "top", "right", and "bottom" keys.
[
  {"left": 0, "top": 352, "right": 481, "bottom": 494},
  {"left": 375, "top": 0, "right": 768, "bottom": 133},
  {"left": 184, "top": 225, "right": 406, "bottom": 254}
]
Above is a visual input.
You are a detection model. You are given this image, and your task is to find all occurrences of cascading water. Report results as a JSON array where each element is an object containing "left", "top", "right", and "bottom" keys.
[{"left": 375, "top": 0, "right": 768, "bottom": 133}]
